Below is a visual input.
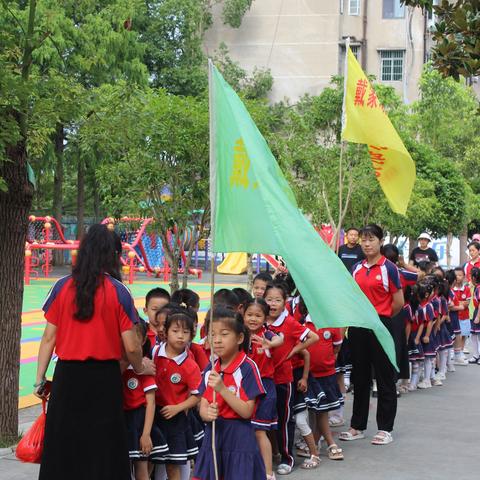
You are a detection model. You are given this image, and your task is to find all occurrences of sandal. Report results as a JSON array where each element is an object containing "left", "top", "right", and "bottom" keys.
[
  {"left": 339, "top": 429, "right": 365, "bottom": 441},
  {"left": 327, "top": 444, "right": 344, "bottom": 460},
  {"left": 398, "top": 385, "right": 409, "bottom": 394},
  {"left": 329, "top": 416, "right": 345, "bottom": 427},
  {"left": 371, "top": 430, "right": 393, "bottom": 445},
  {"left": 296, "top": 445, "right": 311, "bottom": 458},
  {"left": 301, "top": 455, "right": 321, "bottom": 469},
  {"left": 276, "top": 464, "right": 292, "bottom": 475}
]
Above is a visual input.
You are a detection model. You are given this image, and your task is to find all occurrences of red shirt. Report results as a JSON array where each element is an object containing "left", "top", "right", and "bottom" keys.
[
  {"left": 306, "top": 318, "right": 342, "bottom": 378},
  {"left": 43, "top": 274, "right": 137, "bottom": 360},
  {"left": 199, "top": 351, "right": 265, "bottom": 420},
  {"left": 453, "top": 285, "right": 471, "bottom": 320},
  {"left": 147, "top": 328, "right": 157, "bottom": 349},
  {"left": 122, "top": 368, "right": 157, "bottom": 410},
  {"left": 153, "top": 343, "right": 201, "bottom": 406},
  {"left": 473, "top": 285, "right": 480, "bottom": 309},
  {"left": 464, "top": 259, "right": 480, "bottom": 282},
  {"left": 399, "top": 268, "right": 418, "bottom": 290},
  {"left": 188, "top": 342, "right": 209, "bottom": 371},
  {"left": 248, "top": 326, "right": 276, "bottom": 379},
  {"left": 267, "top": 310, "right": 310, "bottom": 384},
  {"left": 352, "top": 256, "right": 401, "bottom": 317}
]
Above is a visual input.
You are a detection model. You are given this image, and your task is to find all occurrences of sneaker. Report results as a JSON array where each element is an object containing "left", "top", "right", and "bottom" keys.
[
  {"left": 432, "top": 379, "right": 443, "bottom": 386},
  {"left": 277, "top": 464, "right": 292, "bottom": 475},
  {"left": 447, "top": 364, "right": 456, "bottom": 372},
  {"left": 407, "top": 383, "right": 417, "bottom": 391},
  {"left": 435, "top": 373, "right": 446, "bottom": 381},
  {"left": 468, "top": 356, "right": 479, "bottom": 364},
  {"left": 417, "top": 380, "right": 432, "bottom": 389},
  {"left": 463, "top": 348, "right": 470, "bottom": 354},
  {"left": 454, "top": 358, "right": 469, "bottom": 366}
]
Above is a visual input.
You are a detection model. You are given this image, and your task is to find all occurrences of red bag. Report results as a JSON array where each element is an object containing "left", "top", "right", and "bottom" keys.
[{"left": 16, "top": 400, "right": 46, "bottom": 463}]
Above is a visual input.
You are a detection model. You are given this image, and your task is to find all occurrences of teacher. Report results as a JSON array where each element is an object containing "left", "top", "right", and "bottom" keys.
[
  {"left": 339, "top": 224, "right": 404, "bottom": 445},
  {"left": 34, "top": 224, "right": 152, "bottom": 480}
]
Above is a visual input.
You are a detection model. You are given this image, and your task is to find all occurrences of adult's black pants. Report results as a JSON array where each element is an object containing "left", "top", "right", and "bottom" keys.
[{"left": 349, "top": 316, "right": 397, "bottom": 432}]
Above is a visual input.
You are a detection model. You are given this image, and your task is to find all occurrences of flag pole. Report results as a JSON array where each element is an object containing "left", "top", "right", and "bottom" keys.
[{"left": 207, "top": 58, "right": 220, "bottom": 480}]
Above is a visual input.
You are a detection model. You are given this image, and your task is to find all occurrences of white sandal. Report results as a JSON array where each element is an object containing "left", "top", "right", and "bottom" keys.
[
  {"left": 339, "top": 429, "right": 365, "bottom": 441},
  {"left": 276, "top": 464, "right": 292, "bottom": 475},
  {"left": 371, "top": 430, "right": 393, "bottom": 445}
]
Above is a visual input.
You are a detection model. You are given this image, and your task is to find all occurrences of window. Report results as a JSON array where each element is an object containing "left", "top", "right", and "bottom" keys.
[
  {"left": 380, "top": 50, "right": 404, "bottom": 81},
  {"left": 382, "top": 0, "right": 405, "bottom": 18},
  {"left": 349, "top": 0, "right": 360, "bottom": 15},
  {"left": 339, "top": 44, "right": 361, "bottom": 75}
]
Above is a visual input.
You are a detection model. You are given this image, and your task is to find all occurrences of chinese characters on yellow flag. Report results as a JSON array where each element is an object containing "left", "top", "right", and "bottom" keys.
[{"left": 341, "top": 47, "right": 416, "bottom": 215}]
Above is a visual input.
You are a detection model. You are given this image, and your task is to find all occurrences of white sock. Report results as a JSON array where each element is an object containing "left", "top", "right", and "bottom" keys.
[
  {"left": 447, "top": 348, "right": 454, "bottom": 365},
  {"left": 180, "top": 463, "right": 191, "bottom": 480},
  {"left": 154, "top": 465, "right": 167, "bottom": 480},
  {"left": 410, "top": 362, "right": 420, "bottom": 387},
  {"left": 439, "top": 350, "right": 448, "bottom": 374},
  {"left": 470, "top": 335, "right": 480, "bottom": 358},
  {"left": 454, "top": 349, "right": 462, "bottom": 358},
  {"left": 424, "top": 358, "right": 433, "bottom": 382}
]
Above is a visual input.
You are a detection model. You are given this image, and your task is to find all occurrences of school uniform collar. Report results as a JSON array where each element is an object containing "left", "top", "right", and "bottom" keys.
[
  {"left": 215, "top": 351, "right": 247, "bottom": 375},
  {"left": 453, "top": 284, "right": 467, "bottom": 291},
  {"left": 271, "top": 308, "right": 289, "bottom": 327},
  {"left": 157, "top": 342, "right": 188, "bottom": 365},
  {"left": 361, "top": 255, "right": 386, "bottom": 269}
]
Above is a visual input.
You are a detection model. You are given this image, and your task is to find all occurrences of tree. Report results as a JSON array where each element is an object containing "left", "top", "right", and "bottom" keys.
[
  {"left": 402, "top": 1, "right": 480, "bottom": 79},
  {"left": 80, "top": 85, "right": 209, "bottom": 292}
]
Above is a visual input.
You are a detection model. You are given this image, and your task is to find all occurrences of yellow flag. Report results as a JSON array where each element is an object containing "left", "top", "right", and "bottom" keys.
[{"left": 341, "top": 47, "right": 415, "bottom": 215}]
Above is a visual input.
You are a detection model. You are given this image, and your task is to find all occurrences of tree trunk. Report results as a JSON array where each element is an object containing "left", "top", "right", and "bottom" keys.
[
  {"left": 246, "top": 253, "right": 254, "bottom": 292},
  {"left": 0, "top": 145, "right": 34, "bottom": 442},
  {"left": 76, "top": 156, "right": 86, "bottom": 240},
  {"left": 182, "top": 228, "right": 196, "bottom": 289},
  {"left": 92, "top": 176, "right": 101, "bottom": 223},
  {"left": 170, "top": 253, "right": 180, "bottom": 293},
  {"left": 408, "top": 236, "right": 417, "bottom": 257},
  {"left": 460, "top": 227, "right": 468, "bottom": 265},
  {"left": 53, "top": 124, "right": 64, "bottom": 265},
  {"left": 446, "top": 232, "right": 453, "bottom": 267}
]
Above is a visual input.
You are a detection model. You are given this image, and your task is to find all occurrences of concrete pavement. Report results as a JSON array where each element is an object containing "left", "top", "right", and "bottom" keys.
[{"left": 1, "top": 363, "right": 478, "bottom": 480}]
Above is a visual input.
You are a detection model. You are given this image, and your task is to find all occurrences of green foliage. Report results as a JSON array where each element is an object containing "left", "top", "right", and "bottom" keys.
[
  {"left": 402, "top": 0, "right": 480, "bottom": 78},
  {"left": 222, "top": 0, "right": 253, "bottom": 28}
]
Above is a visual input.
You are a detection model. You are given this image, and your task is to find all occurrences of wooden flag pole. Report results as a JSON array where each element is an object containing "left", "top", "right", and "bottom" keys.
[{"left": 208, "top": 253, "right": 219, "bottom": 480}]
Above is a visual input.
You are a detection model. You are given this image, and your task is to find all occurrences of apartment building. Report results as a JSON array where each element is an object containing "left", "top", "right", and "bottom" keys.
[{"left": 204, "top": 0, "right": 431, "bottom": 103}]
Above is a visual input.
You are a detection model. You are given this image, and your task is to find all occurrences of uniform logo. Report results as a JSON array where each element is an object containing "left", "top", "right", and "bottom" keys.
[
  {"left": 170, "top": 373, "right": 182, "bottom": 384},
  {"left": 462, "top": 294, "right": 466, "bottom": 299},
  {"left": 127, "top": 378, "right": 139, "bottom": 390},
  {"left": 323, "top": 330, "right": 331, "bottom": 340},
  {"left": 228, "top": 385, "right": 237, "bottom": 394},
  {"left": 376, "top": 275, "right": 382, "bottom": 281}
]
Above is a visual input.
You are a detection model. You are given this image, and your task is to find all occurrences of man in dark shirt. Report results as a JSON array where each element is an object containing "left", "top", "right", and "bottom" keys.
[
  {"left": 409, "top": 232, "right": 438, "bottom": 267},
  {"left": 338, "top": 227, "right": 365, "bottom": 273}
]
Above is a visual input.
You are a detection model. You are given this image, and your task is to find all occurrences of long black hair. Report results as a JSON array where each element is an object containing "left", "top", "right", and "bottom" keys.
[{"left": 72, "top": 224, "right": 122, "bottom": 320}]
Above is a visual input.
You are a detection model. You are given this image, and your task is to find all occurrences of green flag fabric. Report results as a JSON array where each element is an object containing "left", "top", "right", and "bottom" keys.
[{"left": 208, "top": 60, "right": 397, "bottom": 368}]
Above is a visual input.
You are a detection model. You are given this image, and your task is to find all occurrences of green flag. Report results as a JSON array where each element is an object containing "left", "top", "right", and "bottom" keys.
[{"left": 208, "top": 60, "right": 397, "bottom": 369}]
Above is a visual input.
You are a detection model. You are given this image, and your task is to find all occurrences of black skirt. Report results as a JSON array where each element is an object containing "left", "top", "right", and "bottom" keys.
[{"left": 39, "top": 359, "right": 130, "bottom": 480}]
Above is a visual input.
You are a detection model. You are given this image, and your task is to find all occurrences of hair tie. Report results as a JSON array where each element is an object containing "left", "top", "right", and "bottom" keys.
[{"left": 180, "top": 302, "right": 187, "bottom": 309}]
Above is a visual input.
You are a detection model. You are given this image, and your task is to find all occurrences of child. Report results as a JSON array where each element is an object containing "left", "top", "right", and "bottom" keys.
[
  {"left": 193, "top": 307, "right": 266, "bottom": 480},
  {"left": 434, "top": 279, "right": 454, "bottom": 380},
  {"left": 304, "top": 315, "right": 344, "bottom": 461},
  {"left": 416, "top": 283, "right": 437, "bottom": 389},
  {"left": 143, "top": 288, "right": 171, "bottom": 346},
  {"left": 244, "top": 298, "right": 284, "bottom": 479},
  {"left": 468, "top": 267, "right": 480, "bottom": 363},
  {"left": 153, "top": 309, "right": 202, "bottom": 480},
  {"left": 232, "top": 287, "right": 253, "bottom": 313},
  {"left": 264, "top": 284, "right": 319, "bottom": 475},
  {"left": 123, "top": 319, "right": 168, "bottom": 479},
  {"left": 252, "top": 272, "right": 273, "bottom": 299},
  {"left": 452, "top": 267, "right": 471, "bottom": 365}
]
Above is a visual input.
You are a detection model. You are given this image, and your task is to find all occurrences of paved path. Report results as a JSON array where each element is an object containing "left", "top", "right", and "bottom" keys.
[{"left": 1, "top": 362, "right": 478, "bottom": 480}]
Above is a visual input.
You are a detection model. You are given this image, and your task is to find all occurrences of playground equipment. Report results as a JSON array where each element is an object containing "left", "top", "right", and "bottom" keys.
[
  {"left": 25, "top": 216, "right": 79, "bottom": 285},
  {"left": 102, "top": 217, "right": 202, "bottom": 284}
]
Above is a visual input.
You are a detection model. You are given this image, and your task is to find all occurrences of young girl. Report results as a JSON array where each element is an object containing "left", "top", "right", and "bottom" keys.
[
  {"left": 264, "top": 284, "right": 319, "bottom": 475},
  {"left": 153, "top": 309, "right": 202, "bottom": 480},
  {"left": 143, "top": 288, "right": 171, "bottom": 347},
  {"left": 445, "top": 269, "right": 462, "bottom": 369},
  {"left": 123, "top": 319, "right": 168, "bottom": 479},
  {"left": 193, "top": 307, "right": 266, "bottom": 480},
  {"left": 434, "top": 279, "right": 454, "bottom": 380},
  {"left": 452, "top": 267, "right": 471, "bottom": 365},
  {"left": 416, "top": 283, "right": 437, "bottom": 389},
  {"left": 468, "top": 267, "right": 480, "bottom": 363},
  {"left": 244, "top": 298, "right": 284, "bottom": 479},
  {"left": 304, "top": 314, "right": 345, "bottom": 462}
]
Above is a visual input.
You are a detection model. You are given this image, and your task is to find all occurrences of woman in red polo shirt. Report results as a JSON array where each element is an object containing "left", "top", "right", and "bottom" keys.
[
  {"left": 339, "top": 224, "right": 404, "bottom": 446},
  {"left": 34, "top": 224, "right": 151, "bottom": 480}
]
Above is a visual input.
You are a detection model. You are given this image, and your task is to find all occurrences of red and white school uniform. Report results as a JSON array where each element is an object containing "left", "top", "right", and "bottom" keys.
[
  {"left": 454, "top": 284, "right": 472, "bottom": 338},
  {"left": 464, "top": 259, "right": 480, "bottom": 283},
  {"left": 248, "top": 327, "right": 278, "bottom": 430},
  {"left": 122, "top": 368, "right": 168, "bottom": 461},
  {"left": 305, "top": 318, "right": 344, "bottom": 412},
  {"left": 471, "top": 285, "right": 480, "bottom": 335},
  {"left": 192, "top": 351, "right": 266, "bottom": 480},
  {"left": 153, "top": 343, "right": 202, "bottom": 464},
  {"left": 188, "top": 342, "right": 210, "bottom": 372},
  {"left": 267, "top": 309, "right": 310, "bottom": 468}
]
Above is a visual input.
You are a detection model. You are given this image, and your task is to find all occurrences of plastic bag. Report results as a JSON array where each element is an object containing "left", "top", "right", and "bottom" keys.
[{"left": 16, "top": 400, "right": 46, "bottom": 463}]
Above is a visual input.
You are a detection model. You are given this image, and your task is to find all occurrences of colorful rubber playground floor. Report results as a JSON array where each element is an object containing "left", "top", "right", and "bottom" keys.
[{"left": 20, "top": 276, "right": 243, "bottom": 409}]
